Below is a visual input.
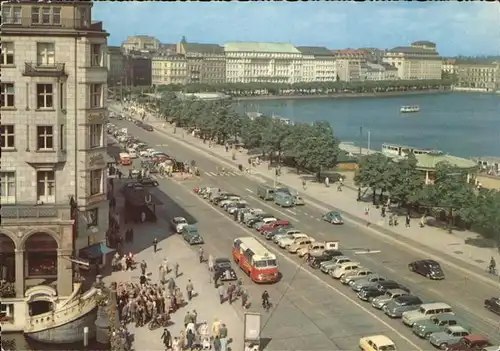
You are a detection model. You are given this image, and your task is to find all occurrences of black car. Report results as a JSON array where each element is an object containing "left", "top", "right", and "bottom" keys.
[
  {"left": 484, "top": 297, "right": 500, "bottom": 315},
  {"left": 246, "top": 214, "right": 274, "bottom": 227},
  {"left": 138, "top": 177, "right": 159, "bottom": 187},
  {"left": 142, "top": 124, "right": 154, "bottom": 131},
  {"left": 214, "top": 258, "right": 237, "bottom": 281},
  {"left": 376, "top": 280, "right": 410, "bottom": 293},
  {"left": 134, "top": 120, "right": 144, "bottom": 126},
  {"left": 265, "top": 226, "right": 292, "bottom": 240},
  {"left": 308, "top": 255, "right": 336, "bottom": 269},
  {"left": 357, "top": 286, "right": 386, "bottom": 301},
  {"left": 408, "top": 259, "right": 445, "bottom": 280}
]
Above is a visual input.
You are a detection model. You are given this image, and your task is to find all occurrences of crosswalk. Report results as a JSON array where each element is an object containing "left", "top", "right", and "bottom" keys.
[{"left": 205, "top": 171, "right": 241, "bottom": 177}]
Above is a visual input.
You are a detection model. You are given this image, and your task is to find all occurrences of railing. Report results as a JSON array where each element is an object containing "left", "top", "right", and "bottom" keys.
[
  {"left": 2, "top": 16, "right": 104, "bottom": 32},
  {"left": 0, "top": 204, "right": 71, "bottom": 220},
  {"left": 23, "top": 62, "right": 67, "bottom": 77}
]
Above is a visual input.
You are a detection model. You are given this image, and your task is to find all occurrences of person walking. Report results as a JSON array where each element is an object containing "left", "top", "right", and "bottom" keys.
[
  {"left": 218, "top": 283, "right": 225, "bottom": 304},
  {"left": 227, "top": 283, "right": 235, "bottom": 305},
  {"left": 140, "top": 260, "right": 147, "bottom": 275},
  {"left": 405, "top": 213, "right": 411, "bottom": 228},
  {"left": 213, "top": 335, "right": 222, "bottom": 351},
  {"left": 186, "top": 329, "right": 195, "bottom": 351},
  {"left": 174, "top": 262, "right": 179, "bottom": 278},
  {"left": 186, "top": 279, "right": 194, "bottom": 301},
  {"left": 161, "top": 328, "right": 172, "bottom": 350},
  {"left": 153, "top": 237, "right": 158, "bottom": 253},
  {"left": 219, "top": 323, "right": 228, "bottom": 351},
  {"left": 198, "top": 247, "right": 204, "bottom": 263},
  {"left": 211, "top": 318, "right": 221, "bottom": 339}
]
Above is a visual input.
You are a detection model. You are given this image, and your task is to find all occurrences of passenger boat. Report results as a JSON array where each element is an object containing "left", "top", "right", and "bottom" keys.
[
  {"left": 400, "top": 105, "right": 420, "bottom": 113},
  {"left": 381, "top": 143, "right": 442, "bottom": 158}
]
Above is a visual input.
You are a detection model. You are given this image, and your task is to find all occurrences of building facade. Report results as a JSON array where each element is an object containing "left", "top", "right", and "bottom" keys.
[
  {"left": 121, "top": 35, "right": 160, "bottom": 53},
  {"left": 123, "top": 53, "right": 152, "bottom": 86},
  {"left": 442, "top": 58, "right": 457, "bottom": 74},
  {"left": 1, "top": 0, "right": 109, "bottom": 328},
  {"left": 106, "top": 45, "right": 124, "bottom": 86},
  {"left": 296, "top": 46, "right": 336, "bottom": 82},
  {"left": 364, "top": 62, "right": 399, "bottom": 81},
  {"left": 151, "top": 54, "right": 188, "bottom": 86},
  {"left": 455, "top": 60, "right": 499, "bottom": 89},
  {"left": 224, "top": 42, "right": 303, "bottom": 84},
  {"left": 383, "top": 41, "right": 442, "bottom": 80},
  {"left": 176, "top": 39, "right": 226, "bottom": 85}
]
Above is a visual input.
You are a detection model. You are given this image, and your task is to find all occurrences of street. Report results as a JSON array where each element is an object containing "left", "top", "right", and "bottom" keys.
[{"left": 108, "top": 116, "right": 500, "bottom": 348}]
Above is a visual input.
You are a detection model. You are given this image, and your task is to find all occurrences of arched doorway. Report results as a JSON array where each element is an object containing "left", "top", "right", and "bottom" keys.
[
  {"left": 24, "top": 232, "right": 58, "bottom": 279},
  {"left": 0, "top": 234, "right": 16, "bottom": 298}
]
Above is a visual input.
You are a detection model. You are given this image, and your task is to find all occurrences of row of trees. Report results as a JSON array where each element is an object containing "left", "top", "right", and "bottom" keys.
[
  {"left": 155, "top": 92, "right": 340, "bottom": 178},
  {"left": 118, "top": 79, "right": 453, "bottom": 98},
  {"left": 355, "top": 153, "right": 500, "bottom": 241}
]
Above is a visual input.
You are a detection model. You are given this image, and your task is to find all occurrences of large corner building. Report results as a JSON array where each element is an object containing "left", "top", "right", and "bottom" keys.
[{"left": 1, "top": 0, "right": 110, "bottom": 329}]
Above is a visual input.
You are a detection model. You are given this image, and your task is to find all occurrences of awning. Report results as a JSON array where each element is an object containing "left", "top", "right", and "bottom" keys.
[{"left": 79, "top": 242, "right": 116, "bottom": 259}]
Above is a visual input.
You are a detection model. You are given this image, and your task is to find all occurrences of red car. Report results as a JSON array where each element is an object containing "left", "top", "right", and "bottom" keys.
[{"left": 259, "top": 219, "right": 290, "bottom": 234}]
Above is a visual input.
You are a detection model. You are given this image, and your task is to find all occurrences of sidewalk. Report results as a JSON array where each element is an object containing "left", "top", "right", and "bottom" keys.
[
  {"left": 111, "top": 103, "right": 500, "bottom": 276},
  {"left": 103, "top": 175, "right": 244, "bottom": 351}
]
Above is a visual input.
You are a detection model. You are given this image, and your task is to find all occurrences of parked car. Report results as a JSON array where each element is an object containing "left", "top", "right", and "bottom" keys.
[
  {"left": 446, "top": 335, "right": 492, "bottom": 351},
  {"left": 412, "top": 314, "right": 471, "bottom": 340},
  {"left": 402, "top": 303, "right": 454, "bottom": 327},
  {"left": 138, "top": 177, "right": 159, "bottom": 187},
  {"left": 277, "top": 233, "right": 309, "bottom": 249},
  {"left": 171, "top": 217, "right": 188, "bottom": 233},
  {"left": 320, "top": 256, "right": 352, "bottom": 274},
  {"left": 182, "top": 225, "right": 204, "bottom": 245},
  {"left": 371, "top": 289, "right": 409, "bottom": 310},
  {"left": 408, "top": 259, "right": 445, "bottom": 280},
  {"left": 272, "top": 228, "right": 300, "bottom": 243},
  {"left": 288, "top": 238, "right": 314, "bottom": 254},
  {"left": 340, "top": 268, "right": 374, "bottom": 285},
  {"left": 330, "top": 262, "right": 361, "bottom": 279},
  {"left": 308, "top": 253, "right": 339, "bottom": 269},
  {"left": 359, "top": 335, "right": 397, "bottom": 351},
  {"left": 383, "top": 295, "right": 423, "bottom": 318},
  {"left": 213, "top": 257, "right": 237, "bottom": 281},
  {"left": 377, "top": 280, "right": 409, "bottom": 293},
  {"left": 350, "top": 275, "right": 386, "bottom": 292},
  {"left": 259, "top": 220, "right": 290, "bottom": 234},
  {"left": 429, "top": 326, "right": 471, "bottom": 350},
  {"left": 293, "top": 195, "right": 305, "bottom": 206},
  {"left": 322, "top": 210, "right": 344, "bottom": 224},
  {"left": 142, "top": 124, "right": 154, "bottom": 131},
  {"left": 484, "top": 297, "right": 500, "bottom": 315},
  {"left": 357, "top": 286, "right": 387, "bottom": 302},
  {"left": 265, "top": 225, "right": 294, "bottom": 240}
]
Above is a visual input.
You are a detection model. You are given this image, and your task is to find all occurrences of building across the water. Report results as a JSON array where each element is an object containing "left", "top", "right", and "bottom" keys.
[
  {"left": 1, "top": 0, "right": 111, "bottom": 340},
  {"left": 383, "top": 41, "right": 442, "bottom": 80}
]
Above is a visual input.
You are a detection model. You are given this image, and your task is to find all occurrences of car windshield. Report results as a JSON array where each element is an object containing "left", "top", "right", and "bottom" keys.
[
  {"left": 445, "top": 329, "right": 453, "bottom": 335},
  {"left": 254, "top": 259, "right": 277, "bottom": 268}
]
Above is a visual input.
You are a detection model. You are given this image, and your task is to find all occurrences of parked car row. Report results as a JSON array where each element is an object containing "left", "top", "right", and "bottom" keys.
[{"left": 195, "top": 185, "right": 498, "bottom": 351}]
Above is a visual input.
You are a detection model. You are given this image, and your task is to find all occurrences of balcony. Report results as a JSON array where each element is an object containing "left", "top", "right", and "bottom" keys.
[
  {"left": 23, "top": 62, "right": 67, "bottom": 78},
  {"left": 2, "top": 16, "right": 106, "bottom": 33},
  {"left": 0, "top": 204, "right": 72, "bottom": 223}
]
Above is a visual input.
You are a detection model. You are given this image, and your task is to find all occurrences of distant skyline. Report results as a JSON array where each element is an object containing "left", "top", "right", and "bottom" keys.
[{"left": 94, "top": 2, "right": 500, "bottom": 57}]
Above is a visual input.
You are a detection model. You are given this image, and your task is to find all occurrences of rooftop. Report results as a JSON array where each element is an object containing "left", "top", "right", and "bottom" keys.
[
  {"left": 414, "top": 153, "right": 477, "bottom": 170},
  {"left": 224, "top": 42, "right": 300, "bottom": 54},
  {"left": 182, "top": 42, "right": 224, "bottom": 54},
  {"left": 296, "top": 46, "right": 335, "bottom": 56},
  {"left": 411, "top": 40, "right": 436, "bottom": 47}
]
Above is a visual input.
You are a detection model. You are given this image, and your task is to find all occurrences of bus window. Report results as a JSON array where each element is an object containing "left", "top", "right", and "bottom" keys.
[
  {"left": 253, "top": 260, "right": 267, "bottom": 268},
  {"left": 266, "top": 259, "right": 277, "bottom": 267}
]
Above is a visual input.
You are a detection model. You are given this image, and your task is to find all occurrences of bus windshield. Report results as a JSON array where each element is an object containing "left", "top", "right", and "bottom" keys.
[{"left": 254, "top": 259, "right": 277, "bottom": 268}]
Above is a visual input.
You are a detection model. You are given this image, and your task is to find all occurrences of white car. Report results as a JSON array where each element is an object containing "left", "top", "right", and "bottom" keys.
[
  {"left": 255, "top": 217, "right": 277, "bottom": 231},
  {"left": 330, "top": 262, "right": 361, "bottom": 279},
  {"left": 278, "top": 233, "right": 309, "bottom": 249},
  {"left": 171, "top": 217, "right": 188, "bottom": 233},
  {"left": 219, "top": 197, "right": 241, "bottom": 208},
  {"left": 140, "top": 148, "right": 157, "bottom": 157},
  {"left": 273, "top": 229, "right": 301, "bottom": 243}
]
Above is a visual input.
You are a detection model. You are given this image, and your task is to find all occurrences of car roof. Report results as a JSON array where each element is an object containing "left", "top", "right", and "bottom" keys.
[
  {"left": 185, "top": 224, "right": 197, "bottom": 230},
  {"left": 215, "top": 257, "right": 230, "bottom": 263},
  {"left": 465, "top": 334, "right": 489, "bottom": 342},
  {"left": 433, "top": 314, "right": 458, "bottom": 321},
  {"left": 395, "top": 295, "right": 420, "bottom": 302},
  {"left": 364, "top": 335, "right": 394, "bottom": 346},
  {"left": 446, "top": 325, "right": 468, "bottom": 332},
  {"left": 422, "top": 259, "right": 440, "bottom": 265}
]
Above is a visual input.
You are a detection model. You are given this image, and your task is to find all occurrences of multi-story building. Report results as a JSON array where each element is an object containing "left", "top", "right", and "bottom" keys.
[
  {"left": 224, "top": 42, "right": 303, "bottom": 84},
  {"left": 121, "top": 35, "right": 160, "bottom": 53},
  {"left": 455, "top": 60, "right": 500, "bottom": 89},
  {"left": 331, "top": 50, "right": 368, "bottom": 82},
  {"left": 442, "top": 58, "right": 457, "bottom": 74},
  {"left": 176, "top": 38, "right": 226, "bottom": 85},
  {"left": 123, "top": 52, "right": 152, "bottom": 86},
  {"left": 1, "top": 0, "right": 109, "bottom": 330},
  {"left": 364, "top": 62, "right": 399, "bottom": 81},
  {"left": 296, "top": 47, "right": 336, "bottom": 82},
  {"left": 383, "top": 41, "right": 442, "bottom": 80},
  {"left": 106, "top": 46, "right": 124, "bottom": 86},
  {"left": 152, "top": 54, "right": 188, "bottom": 86}
]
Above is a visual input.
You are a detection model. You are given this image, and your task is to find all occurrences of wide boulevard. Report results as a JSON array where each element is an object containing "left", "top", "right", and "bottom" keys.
[{"left": 110, "top": 115, "right": 500, "bottom": 350}]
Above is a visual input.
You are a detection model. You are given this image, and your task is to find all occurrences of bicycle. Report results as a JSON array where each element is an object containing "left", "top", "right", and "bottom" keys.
[{"left": 486, "top": 266, "right": 498, "bottom": 276}]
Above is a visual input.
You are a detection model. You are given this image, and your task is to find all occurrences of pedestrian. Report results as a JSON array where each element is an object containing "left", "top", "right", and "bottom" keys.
[
  {"left": 172, "top": 336, "right": 181, "bottom": 351},
  {"left": 227, "top": 283, "right": 235, "bottom": 304},
  {"left": 128, "top": 169, "right": 132, "bottom": 179},
  {"left": 198, "top": 247, "right": 204, "bottom": 263},
  {"left": 302, "top": 179, "right": 306, "bottom": 190},
  {"left": 208, "top": 254, "right": 214, "bottom": 272},
  {"left": 186, "top": 279, "right": 194, "bottom": 301},
  {"left": 140, "top": 260, "right": 147, "bottom": 275},
  {"left": 219, "top": 323, "right": 228, "bottom": 351},
  {"left": 218, "top": 283, "right": 225, "bottom": 304},
  {"left": 129, "top": 228, "right": 134, "bottom": 243},
  {"left": 325, "top": 176, "right": 329, "bottom": 187},
  {"left": 405, "top": 213, "right": 411, "bottom": 228},
  {"left": 161, "top": 328, "right": 172, "bottom": 349},
  {"left": 184, "top": 311, "right": 191, "bottom": 328},
  {"left": 174, "top": 262, "right": 179, "bottom": 278},
  {"left": 190, "top": 309, "right": 197, "bottom": 325},
  {"left": 120, "top": 255, "right": 127, "bottom": 271},
  {"left": 213, "top": 335, "right": 222, "bottom": 351},
  {"left": 241, "top": 288, "right": 248, "bottom": 309},
  {"left": 186, "top": 329, "right": 195, "bottom": 350},
  {"left": 162, "top": 258, "right": 169, "bottom": 273},
  {"left": 141, "top": 211, "right": 146, "bottom": 223},
  {"left": 211, "top": 318, "right": 221, "bottom": 338},
  {"left": 153, "top": 237, "right": 158, "bottom": 253}
]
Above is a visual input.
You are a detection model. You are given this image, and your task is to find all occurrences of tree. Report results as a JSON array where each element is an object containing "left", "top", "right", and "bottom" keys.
[
  {"left": 354, "top": 153, "right": 393, "bottom": 204},
  {"left": 261, "top": 118, "right": 293, "bottom": 164},
  {"left": 240, "top": 116, "right": 269, "bottom": 151},
  {"left": 303, "top": 121, "right": 339, "bottom": 182},
  {"left": 282, "top": 123, "right": 314, "bottom": 173},
  {"left": 469, "top": 190, "right": 500, "bottom": 245},
  {"left": 386, "top": 153, "right": 423, "bottom": 207}
]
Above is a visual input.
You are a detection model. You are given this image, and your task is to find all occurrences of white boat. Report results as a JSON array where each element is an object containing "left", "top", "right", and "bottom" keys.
[
  {"left": 381, "top": 143, "right": 442, "bottom": 158},
  {"left": 400, "top": 105, "right": 420, "bottom": 113}
]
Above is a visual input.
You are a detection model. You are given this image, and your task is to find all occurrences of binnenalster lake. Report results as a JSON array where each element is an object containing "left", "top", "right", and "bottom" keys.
[{"left": 233, "top": 92, "right": 500, "bottom": 158}]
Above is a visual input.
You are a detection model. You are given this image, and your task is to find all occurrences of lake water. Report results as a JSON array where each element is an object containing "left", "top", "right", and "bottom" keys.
[{"left": 233, "top": 92, "right": 500, "bottom": 158}]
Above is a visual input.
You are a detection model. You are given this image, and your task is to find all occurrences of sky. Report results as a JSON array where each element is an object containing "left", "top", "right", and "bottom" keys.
[{"left": 94, "top": 2, "right": 500, "bottom": 57}]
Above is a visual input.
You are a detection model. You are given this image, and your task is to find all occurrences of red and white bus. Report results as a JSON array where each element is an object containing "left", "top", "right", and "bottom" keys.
[{"left": 232, "top": 237, "right": 279, "bottom": 283}]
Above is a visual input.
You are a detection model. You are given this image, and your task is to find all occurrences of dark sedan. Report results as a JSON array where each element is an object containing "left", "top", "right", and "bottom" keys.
[
  {"left": 138, "top": 177, "right": 159, "bottom": 187},
  {"left": 408, "top": 259, "right": 445, "bottom": 280},
  {"left": 484, "top": 297, "right": 500, "bottom": 315},
  {"left": 265, "top": 225, "right": 293, "bottom": 240},
  {"left": 214, "top": 258, "right": 237, "bottom": 281},
  {"left": 357, "top": 286, "right": 386, "bottom": 301},
  {"left": 142, "top": 124, "right": 154, "bottom": 131}
]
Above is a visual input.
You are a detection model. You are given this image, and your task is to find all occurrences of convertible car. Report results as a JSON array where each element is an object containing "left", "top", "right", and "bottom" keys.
[{"left": 214, "top": 257, "right": 237, "bottom": 281}]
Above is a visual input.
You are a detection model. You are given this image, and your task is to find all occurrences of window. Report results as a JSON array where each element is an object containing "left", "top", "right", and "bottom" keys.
[
  {"left": 37, "top": 171, "right": 55, "bottom": 203},
  {"left": 85, "top": 208, "right": 98, "bottom": 228},
  {"left": 37, "top": 126, "right": 54, "bottom": 150},
  {"left": 31, "top": 7, "right": 40, "bottom": 24},
  {"left": 0, "top": 171, "right": 16, "bottom": 204},
  {"left": 90, "top": 169, "right": 103, "bottom": 196},
  {"left": 1, "top": 42, "right": 15, "bottom": 65},
  {"left": 42, "top": 7, "right": 51, "bottom": 24},
  {"left": 0, "top": 125, "right": 15, "bottom": 149},
  {"left": 59, "top": 83, "right": 65, "bottom": 110},
  {"left": 37, "top": 84, "right": 54, "bottom": 109},
  {"left": 0, "top": 83, "right": 15, "bottom": 108},
  {"left": 52, "top": 7, "right": 61, "bottom": 24},
  {"left": 2, "top": 6, "right": 21, "bottom": 24},
  {"left": 91, "top": 44, "right": 102, "bottom": 66},
  {"left": 90, "top": 84, "right": 102, "bottom": 108},
  {"left": 89, "top": 124, "right": 103, "bottom": 148},
  {"left": 60, "top": 124, "right": 65, "bottom": 150},
  {"left": 36, "top": 43, "right": 55, "bottom": 66}
]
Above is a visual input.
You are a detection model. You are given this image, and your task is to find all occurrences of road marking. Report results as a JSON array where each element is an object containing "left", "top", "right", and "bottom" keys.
[
  {"left": 385, "top": 267, "right": 397, "bottom": 273},
  {"left": 286, "top": 209, "right": 297, "bottom": 215},
  {"left": 245, "top": 188, "right": 254, "bottom": 194},
  {"left": 171, "top": 178, "right": 424, "bottom": 350},
  {"left": 248, "top": 195, "right": 299, "bottom": 222},
  {"left": 355, "top": 250, "right": 382, "bottom": 254}
]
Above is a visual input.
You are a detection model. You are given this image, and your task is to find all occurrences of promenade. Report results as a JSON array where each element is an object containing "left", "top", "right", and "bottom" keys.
[
  {"left": 114, "top": 103, "right": 500, "bottom": 277},
  {"left": 103, "top": 176, "right": 244, "bottom": 351}
]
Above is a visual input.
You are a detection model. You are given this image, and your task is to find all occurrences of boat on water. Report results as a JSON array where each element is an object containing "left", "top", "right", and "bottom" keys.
[
  {"left": 381, "top": 143, "right": 442, "bottom": 158},
  {"left": 400, "top": 105, "right": 420, "bottom": 113}
]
